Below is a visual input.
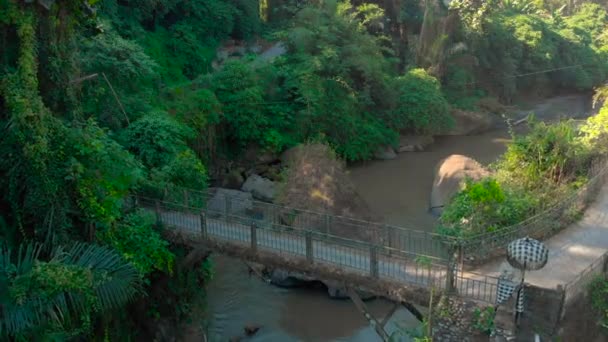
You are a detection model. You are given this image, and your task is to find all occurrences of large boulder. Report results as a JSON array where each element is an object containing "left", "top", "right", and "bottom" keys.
[
  {"left": 445, "top": 109, "right": 494, "bottom": 136},
  {"left": 278, "top": 143, "right": 379, "bottom": 241},
  {"left": 430, "top": 155, "right": 489, "bottom": 216},
  {"left": 207, "top": 188, "right": 253, "bottom": 216},
  {"left": 241, "top": 174, "right": 277, "bottom": 202}
]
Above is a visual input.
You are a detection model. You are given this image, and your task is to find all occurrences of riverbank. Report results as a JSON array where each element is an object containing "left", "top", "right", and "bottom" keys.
[
  {"left": 201, "top": 93, "right": 595, "bottom": 341},
  {"left": 349, "top": 93, "right": 593, "bottom": 231}
]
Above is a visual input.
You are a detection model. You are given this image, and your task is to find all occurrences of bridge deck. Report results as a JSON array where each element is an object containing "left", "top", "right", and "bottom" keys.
[{"left": 151, "top": 205, "right": 500, "bottom": 304}]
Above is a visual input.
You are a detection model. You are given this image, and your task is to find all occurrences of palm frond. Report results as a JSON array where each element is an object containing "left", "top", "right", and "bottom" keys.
[{"left": 0, "top": 242, "right": 142, "bottom": 339}]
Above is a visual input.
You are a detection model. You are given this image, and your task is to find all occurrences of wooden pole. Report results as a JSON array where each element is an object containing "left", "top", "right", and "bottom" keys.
[{"left": 101, "top": 72, "right": 130, "bottom": 126}]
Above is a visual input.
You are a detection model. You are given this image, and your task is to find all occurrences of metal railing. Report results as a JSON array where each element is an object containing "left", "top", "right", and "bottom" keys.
[
  {"left": 564, "top": 252, "right": 608, "bottom": 303},
  {"left": 137, "top": 186, "right": 455, "bottom": 262},
  {"left": 137, "top": 196, "right": 503, "bottom": 303}
]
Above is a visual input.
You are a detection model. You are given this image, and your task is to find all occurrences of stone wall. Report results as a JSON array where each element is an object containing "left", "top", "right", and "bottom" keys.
[{"left": 516, "top": 285, "right": 565, "bottom": 339}]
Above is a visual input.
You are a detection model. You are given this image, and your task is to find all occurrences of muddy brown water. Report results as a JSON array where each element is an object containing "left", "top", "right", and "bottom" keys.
[{"left": 203, "top": 94, "right": 592, "bottom": 342}]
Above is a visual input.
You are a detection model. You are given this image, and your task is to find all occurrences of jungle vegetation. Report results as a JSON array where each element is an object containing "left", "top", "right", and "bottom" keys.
[{"left": 1, "top": 0, "right": 608, "bottom": 339}]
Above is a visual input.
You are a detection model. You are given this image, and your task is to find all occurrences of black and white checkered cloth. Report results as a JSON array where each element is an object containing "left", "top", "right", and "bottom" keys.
[
  {"left": 496, "top": 276, "right": 525, "bottom": 312},
  {"left": 516, "top": 287, "right": 525, "bottom": 313},
  {"left": 496, "top": 277, "right": 517, "bottom": 305},
  {"left": 507, "top": 237, "right": 549, "bottom": 270}
]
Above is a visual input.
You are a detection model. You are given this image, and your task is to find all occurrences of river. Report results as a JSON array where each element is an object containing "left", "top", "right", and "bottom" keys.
[{"left": 203, "top": 94, "right": 592, "bottom": 342}]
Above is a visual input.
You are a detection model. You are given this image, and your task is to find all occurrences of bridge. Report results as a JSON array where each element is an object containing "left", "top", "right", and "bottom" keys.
[
  {"left": 135, "top": 157, "right": 608, "bottom": 340},
  {"left": 136, "top": 188, "right": 501, "bottom": 338}
]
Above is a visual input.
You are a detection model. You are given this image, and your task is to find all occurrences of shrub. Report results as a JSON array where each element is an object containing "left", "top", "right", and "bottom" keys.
[
  {"left": 578, "top": 105, "right": 608, "bottom": 155},
  {"left": 472, "top": 306, "right": 496, "bottom": 335},
  {"left": 588, "top": 275, "right": 608, "bottom": 330},
  {"left": 390, "top": 68, "right": 453, "bottom": 133},
  {"left": 496, "top": 117, "right": 588, "bottom": 189},
  {"left": 439, "top": 178, "right": 534, "bottom": 237},
  {"left": 121, "top": 111, "right": 194, "bottom": 169},
  {"left": 99, "top": 210, "right": 175, "bottom": 277}
]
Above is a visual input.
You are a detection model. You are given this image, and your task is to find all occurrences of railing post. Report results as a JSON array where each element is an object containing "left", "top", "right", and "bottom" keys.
[
  {"left": 445, "top": 253, "right": 456, "bottom": 293},
  {"left": 305, "top": 231, "right": 314, "bottom": 263},
  {"left": 250, "top": 222, "right": 257, "bottom": 252},
  {"left": 370, "top": 245, "right": 379, "bottom": 278},
  {"left": 324, "top": 212, "right": 331, "bottom": 235},
  {"left": 183, "top": 189, "right": 189, "bottom": 207},
  {"left": 155, "top": 199, "right": 161, "bottom": 226},
  {"left": 386, "top": 225, "right": 392, "bottom": 257},
  {"left": 200, "top": 212, "right": 207, "bottom": 240},
  {"left": 225, "top": 195, "right": 231, "bottom": 223}
]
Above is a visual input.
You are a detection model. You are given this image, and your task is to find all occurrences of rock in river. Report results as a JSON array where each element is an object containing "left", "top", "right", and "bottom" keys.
[{"left": 430, "top": 154, "right": 489, "bottom": 216}]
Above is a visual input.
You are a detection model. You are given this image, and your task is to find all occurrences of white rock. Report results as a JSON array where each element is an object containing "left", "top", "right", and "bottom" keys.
[{"left": 242, "top": 174, "right": 277, "bottom": 202}]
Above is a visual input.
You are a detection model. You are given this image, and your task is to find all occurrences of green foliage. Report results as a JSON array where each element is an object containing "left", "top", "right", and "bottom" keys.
[
  {"left": 578, "top": 100, "right": 608, "bottom": 155},
  {"left": 78, "top": 26, "right": 159, "bottom": 127},
  {"left": 451, "top": 0, "right": 608, "bottom": 101},
  {"left": 497, "top": 117, "right": 587, "bottom": 188},
  {"left": 274, "top": 0, "right": 400, "bottom": 160},
  {"left": 390, "top": 68, "right": 453, "bottom": 133},
  {"left": 151, "top": 150, "right": 209, "bottom": 191},
  {"left": 100, "top": 0, "right": 262, "bottom": 83},
  {"left": 439, "top": 110, "right": 606, "bottom": 239},
  {"left": 0, "top": 243, "right": 141, "bottom": 340},
  {"left": 99, "top": 210, "right": 175, "bottom": 276},
  {"left": 472, "top": 306, "right": 496, "bottom": 335},
  {"left": 68, "top": 121, "right": 144, "bottom": 226},
  {"left": 121, "top": 112, "right": 194, "bottom": 169},
  {"left": 1, "top": 3, "right": 210, "bottom": 340},
  {"left": 439, "top": 178, "right": 533, "bottom": 237},
  {"left": 589, "top": 275, "right": 608, "bottom": 331},
  {"left": 211, "top": 60, "right": 269, "bottom": 147}
]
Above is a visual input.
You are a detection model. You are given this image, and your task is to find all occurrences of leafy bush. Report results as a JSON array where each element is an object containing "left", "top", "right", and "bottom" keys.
[
  {"left": 390, "top": 68, "right": 453, "bottom": 133},
  {"left": 149, "top": 150, "right": 209, "bottom": 192},
  {"left": 274, "top": 0, "right": 400, "bottom": 160},
  {"left": 472, "top": 306, "right": 496, "bottom": 335},
  {"left": 121, "top": 111, "right": 194, "bottom": 169},
  {"left": 589, "top": 275, "right": 608, "bottom": 331},
  {"left": 99, "top": 210, "right": 175, "bottom": 277},
  {"left": 68, "top": 121, "right": 143, "bottom": 226},
  {"left": 439, "top": 178, "right": 534, "bottom": 237},
  {"left": 211, "top": 60, "right": 269, "bottom": 148},
  {"left": 578, "top": 104, "right": 608, "bottom": 155},
  {"left": 497, "top": 117, "right": 588, "bottom": 189}
]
